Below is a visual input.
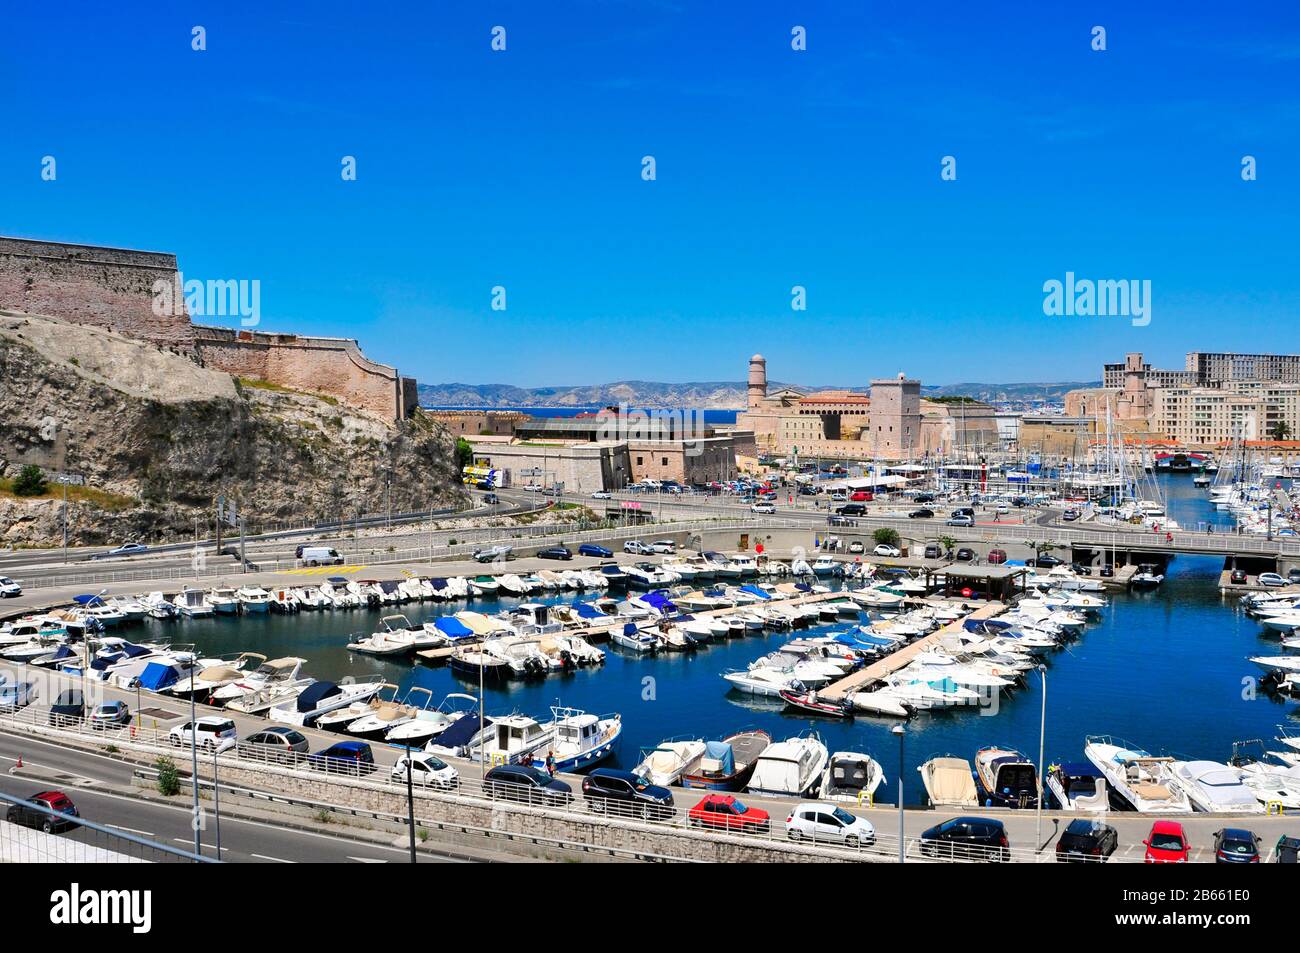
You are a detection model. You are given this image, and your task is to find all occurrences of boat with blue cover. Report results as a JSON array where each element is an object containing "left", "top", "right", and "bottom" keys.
[{"left": 681, "top": 729, "right": 771, "bottom": 790}]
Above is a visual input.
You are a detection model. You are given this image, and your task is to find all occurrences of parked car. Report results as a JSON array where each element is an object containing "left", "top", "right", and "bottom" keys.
[
  {"left": 48, "top": 689, "right": 85, "bottom": 725},
  {"left": 483, "top": 764, "right": 572, "bottom": 805},
  {"left": 169, "top": 716, "right": 238, "bottom": 753},
  {"left": 946, "top": 515, "right": 973, "bottom": 527},
  {"left": 1288, "top": 568, "right": 1300, "bottom": 584},
  {"left": 785, "top": 802, "right": 875, "bottom": 847},
  {"left": 522, "top": 483, "right": 544, "bottom": 492},
  {"left": 537, "top": 546, "right": 573, "bottom": 561},
  {"left": 849, "top": 491, "right": 873, "bottom": 502},
  {"left": 590, "top": 490, "right": 612, "bottom": 500},
  {"left": 5, "top": 790, "right": 80, "bottom": 834},
  {"left": 751, "top": 502, "right": 776, "bottom": 514},
  {"left": 1273, "top": 834, "right": 1300, "bottom": 863},
  {"left": 1213, "top": 828, "right": 1261, "bottom": 864},
  {"left": 650, "top": 540, "right": 677, "bottom": 554},
  {"left": 1258, "top": 572, "right": 1287, "bottom": 587},
  {"left": 919, "top": 816, "right": 1010, "bottom": 862},
  {"left": 914, "top": 493, "right": 935, "bottom": 503},
  {"left": 994, "top": 502, "right": 1010, "bottom": 515},
  {"left": 688, "top": 794, "right": 770, "bottom": 833},
  {"left": 1230, "top": 568, "right": 1248, "bottom": 584},
  {"left": 0, "top": 576, "right": 21, "bottom": 598},
  {"left": 1099, "top": 565, "right": 1115, "bottom": 578},
  {"left": 1143, "top": 820, "right": 1190, "bottom": 863},
  {"left": 307, "top": 740, "right": 377, "bottom": 776},
  {"left": 923, "top": 544, "right": 943, "bottom": 559},
  {"left": 242, "top": 726, "right": 310, "bottom": 763},
  {"left": 88, "top": 701, "right": 131, "bottom": 730},
  {"left": 582, "top": 768, "right": 674, "bottom": 819},
  {"left": 909, "top": 508, "right": 934, "bottom": 519},
  {"left": 987, "top": 548, "right": 1007, "bottom": 565},
  {"left": 623, "top": 540, "right": 653, "bottom": 555},
  {"left": 578, "top": 543, "right": 612, "bottom": 558},
  {"left": 836, "top": 503, "right": 866, "bottom": 516},
  {"left": 298, "top": 546, "right": 343, "bottom": 567},
  {"left": 873, "top": 544, "right": 901, "bottom": 558},
  {"left": 1055, "top": 819, "right": 1118, "bottom": 862},
  {"left": 847, "top": 541, "right": 865, "bottom": 554},
  {"left": 392, "top": 752, "right": 459, "bottom": 789},
  {"left": 1062, "top": 509, "right": 1081, "bottom": 522},
  {"left": 951, "top": 507, "right": 975, "bottom": 519},
  {"left": 1035, "top": 554, "right": 1064, "bottom": 568},
  {"left": 955, "top": 547, "right": 975, "bottom": 562}
]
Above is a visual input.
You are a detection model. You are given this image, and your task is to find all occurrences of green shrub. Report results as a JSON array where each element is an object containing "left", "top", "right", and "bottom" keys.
[
  {"left": 12, "top": 465, "right": 47, "bottom": 497},
  {"left": 155, "top": 756, "right": 180, "bottom": 796}
]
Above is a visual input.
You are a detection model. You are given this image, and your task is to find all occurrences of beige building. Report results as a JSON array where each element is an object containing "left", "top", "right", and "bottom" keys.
[{"left": 1149, "top": 383, "right": 1300, "bottom": 446}]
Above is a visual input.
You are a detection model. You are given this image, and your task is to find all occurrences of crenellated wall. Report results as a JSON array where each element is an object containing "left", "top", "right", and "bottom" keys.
[{"left": 0, "top": 236, "right": 417, "bottom": 421}]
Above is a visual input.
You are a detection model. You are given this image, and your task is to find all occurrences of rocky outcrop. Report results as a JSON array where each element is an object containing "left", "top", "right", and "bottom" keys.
[{"left": 0, "top": 311, "right": 464, "bottom": 546}]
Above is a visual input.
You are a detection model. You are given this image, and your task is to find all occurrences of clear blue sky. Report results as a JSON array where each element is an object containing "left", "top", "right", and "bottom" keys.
[{"left": 2, "top": 1, "right": 1297, "bottom": 387}]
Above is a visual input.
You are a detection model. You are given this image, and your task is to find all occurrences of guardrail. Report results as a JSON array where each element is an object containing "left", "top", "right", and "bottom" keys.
[{"left": 0, "top": 700, "right": 1117, "bottom": 864}]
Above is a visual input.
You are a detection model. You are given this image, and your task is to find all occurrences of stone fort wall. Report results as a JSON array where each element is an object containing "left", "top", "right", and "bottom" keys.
[{"left": 0, "top": 236, "right": 416, "bottom": 420}]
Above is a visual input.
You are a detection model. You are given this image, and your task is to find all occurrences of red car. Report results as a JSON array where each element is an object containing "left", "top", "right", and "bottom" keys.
[
  {"left": 688, "top": 795, "right": 770, "bottom": 833},
  {"left": 1144, "top": 820, "right": 1190, "bottom": 863},
  {"left": 850, "top": 491, "right": 873, "bottom": 502},
  {"left": 987, "top": 548, "right": 1007, "bottom": 565}
]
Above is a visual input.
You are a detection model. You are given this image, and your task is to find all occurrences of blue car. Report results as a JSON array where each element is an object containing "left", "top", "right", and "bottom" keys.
[
  {"left": 578, "top": 544, "right": 613, "bottom": 558},
  {"left": 307, "top": 741, "right": 376, "bottom": 777},
  {"left": 1214, "top": 828, "right": 1260, "bottom": 864}
]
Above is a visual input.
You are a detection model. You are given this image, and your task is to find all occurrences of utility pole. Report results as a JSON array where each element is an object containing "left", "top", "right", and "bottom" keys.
[{"left": 405, "top": 743, "right": 417, "bottom": 863}]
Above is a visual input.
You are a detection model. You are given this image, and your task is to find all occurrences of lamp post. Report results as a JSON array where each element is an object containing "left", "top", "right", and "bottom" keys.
[
  {"left": 1035, "top": 663, "right": 1047, "bottom": 850},
  {"left": 212, "top": 746, "right": 222, "bottom": 857},
  {"left": 188, "top": 664, "right": 200, "bottom": 856},
  {"left": 892, "top": 723, "right": 905, "bottom": 863},
  {"left": 405, "top": 742, "right": 417, "bottom": 863}
]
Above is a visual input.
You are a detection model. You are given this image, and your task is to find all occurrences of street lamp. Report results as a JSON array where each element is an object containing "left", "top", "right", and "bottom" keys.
[
  {"left": 892, "top": 723, "right": 905, "bottom": 863},
  {"left": 405, "top": 742, "right": 417, "bottom": 864},
  {"left": 1035, "top": 663, "right": 1047, "bottom": 851}
]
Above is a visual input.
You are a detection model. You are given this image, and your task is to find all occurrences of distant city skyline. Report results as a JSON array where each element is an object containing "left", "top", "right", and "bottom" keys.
[{"left": 3, "top": 2, "right": 1297, "bottom": 387}]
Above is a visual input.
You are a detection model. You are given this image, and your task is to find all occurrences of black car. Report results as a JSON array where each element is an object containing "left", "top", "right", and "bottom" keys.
[
  {"left": 581, "top": 768, "right": 675, "bottom": 819},
  {"left": 909, "top": 508, "right": 934, "bottom": 519},
  {"left": 484, "top": 764, "right": 573, "bottom": 806},
  {"left": 1056, "top": 819, "right": 1118, "bottom": 863},
  {"left": 1099, "top": 566, "right": 1115, "bottom": 578},
  {"left": 6, "top": 790, "right": 80, "bottom": 833},
  {"left": 835, "top": 503, "right": 866, "bottom": 516},
  {"left": 48, "top": 689, "right": 85, "bottom": 726},
  {"left": 536, "top": 546, "right": 573, "bottom": 561},
  {"left": 1230, "top": 568, "right": 1248, "bottom": 584},
  {"left": 954, "top": 547, "right": 975, "bottom": 562},
  {"left": 1288, "top": 568, "right": 1300, "bottom": 584},
  {"left": 1035, "top": 554, "right": 1064, "bottom": 568},
  {"left": 920, "top": 816, "right": 1010, "bottom": 862},
  {"left": 243, "top": 726, "right": 311, "bottom": 763},
  {"left": 914, "top": 493, "right": 935, "bottom": 503},
  {"left": 1214, "top": 828, "right": 1261, "bottom": 864},
  {"left": 923, "top": 544, "right": 943, "bottom": 560},
  {"left": 951, "top": 507, "right": 975, "bottom": 519},
  {"left": 307, "top": 741, "right": 376, "bottom": 776}
]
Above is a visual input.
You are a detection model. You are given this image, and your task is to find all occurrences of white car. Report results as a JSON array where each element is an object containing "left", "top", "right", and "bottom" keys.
[
  {"left": 994, "top": 502, "right": 1010, "bottom": 514},
  {"left": 751, "top": 503, "right": 776, "bottom": 514},
  {"left": 650, "top": 540, "right": 677, "bottom": 554},
  {"left": 624, "top": 540, "right": 653, "bottom": 555},
  {"left": 873, "top": 544, "right": 902, "bottom": 558},
  {"left": 168, "top": 716, "right": 238, "bottom": 753},
  {"left": 0, "top": 576, "right": 21, "bottom": 597},
  {"left": 1258, "top": 572, "right": 1288, "bottom": 587},
  {"left": 392, "top": 752, "right": 459, "bottom": 789},
  {"left": 785, "top": 802, "right": 876, "bottom": 847},
  {"left": 590, "top": 491, "right": 612, "bottom": 500},
  {"left": 522, "top": 483, "right": 544, "bottom": 492}
]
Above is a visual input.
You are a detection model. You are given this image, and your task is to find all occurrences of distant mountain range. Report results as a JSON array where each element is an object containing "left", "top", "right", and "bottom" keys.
[{"left": 418, "top": 379, "right": 1098, "bottom": 410}]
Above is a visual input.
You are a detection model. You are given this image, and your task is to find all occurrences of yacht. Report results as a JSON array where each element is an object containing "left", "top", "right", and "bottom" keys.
[
  {"left": 236, "top": 586, "right": 272, "bottom": 613},
  {"left": 386, "top": 692, "right": 478, "bottom": 748},
  {"left": 973, "top": 746, "right": 1038, "bottom": 808},
  {"left": 1084, "top": 736, "right": 1192, "bottom": 813},
  {"left": 1167, "top": 760, "right": 1264, "bottom": 814},
  {"left": 1045, "top": 763, "right": 1108, "bottom": 811},
  {"left": 1129, "top": 565, "right": 1165, "bottom": 588},
  {"left": 172, "top": 587, "right": 214, "bottom": 618},
  {"left": 478, "top": 713, "right": 554, "bottom": 765},
  {"left": 467, "top": 575, "right": 500, "bottom": 596},
  {"left": 268, "top": 677, "right": 386, "bottom": 726},
  {"left": 819, "top": 751, "right": 886, "bottom": 803},
  {"left": 611, "top": 622, "right": 659, "bottom": 654},
  {"left": 634, "top": 739, "right": 707, "bottom": 786},
  {"left": 347, "top": 687, "right": 435, "bottom": 739},
  {"left": 746, "top": 734, "right": 829, "bottom": 798},
  {"left": 534, "top": 706, "right": 621, "bottom": 772},
  {"left": 918, "top": 756, "right": 979, "bottom": 807},
  {"left": 721, "top": 667, "right": 806, "bottom": 697},
  {"left": 211, "top": 656, "right": 309, "bottom": 705}
]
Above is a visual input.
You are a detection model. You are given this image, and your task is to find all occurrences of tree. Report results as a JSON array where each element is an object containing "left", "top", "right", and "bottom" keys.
[
  {"left": 938, "top": 535, "right": 957, "bottom": 556},
  {"left": 453, "top": 437, "right": 473, "bottom": 471},
  {"left": 1269, "top": 421, "right": 1292, "bottom": 441},
  {"left": 872, "top": 527, "right": 900, "bottom": 548},
  {"left": 11, "top": 465, "right": 47, "bottom": 497}
]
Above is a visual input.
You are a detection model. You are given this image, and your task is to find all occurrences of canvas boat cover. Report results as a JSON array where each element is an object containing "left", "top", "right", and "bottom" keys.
[
  {"left": 455, "top": 613, "right": 498, "bottom": 636},
  {"left": 963, "top": 618, "right": 1010, "bottom": 634},
  {"left": 639, "top": 591, "right": 676, "bottom": 613},
  {"left": 575, "top": 602, "right": 605, "bottom": 620},
  {"left": 433, "top": 617, "right": 474, "bottom": 639},
  {"left": 697, "top": 740, "right": 736, "bottom": 776},
  {"left": 431, "top": 712, "right": 488, "bottom": 749},
  {"left": 380, "top": 581, "right": 401, "bottom": 593},
  {"left": 199, "top": 666, "right": 241, "bottom": 683},
  {"left": 925, "top": 757, "right": 979, "bottom": 805},
  {"left": 739, "top": 585, "right": 772, "bottom": 600},
  {"left": 296, "top": 681, "right": 341, "bottom": 712},
  {"left": 428, "top": 578, "right": 449, "bottom": 591},
  {"left": 138, "top": 661, "right": 180, "bottom": 691}
]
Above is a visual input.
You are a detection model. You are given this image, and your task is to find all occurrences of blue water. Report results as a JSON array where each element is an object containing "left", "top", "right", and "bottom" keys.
[{"left": 133, "top": 474, "right": 1297, "bottom": 802}]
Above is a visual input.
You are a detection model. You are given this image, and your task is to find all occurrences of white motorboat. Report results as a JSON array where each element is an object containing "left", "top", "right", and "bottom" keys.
[
  {"left": 847, "top": 687, "right": 911, "bottom": 718},
  {"left": 533, "top": 706, "right": 621, "bottom": 772},
  {"left": 211, "top": 656, "right": 308, "bottom": 704},
  {"left": 746, "top": 734, "right": 829, "bottom": 797},
  {"left": 268, "top": 677, "right": 386, "bottom": 727},
  {"left": 1168, "top": 760, "right": 1264, "bottom": 814},
  {"left": 172, "top": 587, "right": 214, "bottom": 618},
  {"left": 1083, "top": 737, "right": 1192, "bottom": 813},
  {"left": 1045, "top": 763, "right": 1108, "bottom": 811},
  {"left": 721, "top": 667, "right": 806, "bottom": 697},
  {"left": 386, "top": 692, "right": 478, "bottom": 748},
  {"left": 918, "top": 756, "right": 979, "bottom": 807},
  {"left": 348, "top": 687, "right": 435, "bottom": 739},
  {"left": 477, "top": 713, "right": 554, "bottom": 765},
  {"left": 1249, "top": 655, "right": 1300, "bottom": 674},
  {"left": 634, "top": 739, "right": 706, "bottom": 786},
  {"left": 819, "top": 751, "right": 886, "bottom": 803},
  {"left": 467, "top": 575, "right": 500, "bottom": 596}
]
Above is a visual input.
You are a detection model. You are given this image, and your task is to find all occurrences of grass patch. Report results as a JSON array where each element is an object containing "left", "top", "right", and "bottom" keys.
[
  {"left": 0, "top": 478, "right": 135, "bottom": 511},
  {"left": 236, "top": 376, "right": 340, "bottom": 407}
]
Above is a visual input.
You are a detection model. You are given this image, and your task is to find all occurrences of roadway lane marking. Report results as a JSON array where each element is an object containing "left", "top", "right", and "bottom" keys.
[
  {"left": 251, "top": 853, "right": 294, "bottom": 863},
  {"left": 107, "top": 824, "right": 155, "bottom": 837},
  {"left": 347, "top": 856, "right": 387, "bottom": 863},
  {"left": 174, "top": 838, "right": 228, "bottom": 853}
]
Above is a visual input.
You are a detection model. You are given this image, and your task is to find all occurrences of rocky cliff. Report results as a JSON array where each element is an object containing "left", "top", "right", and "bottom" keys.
[{"left": 0, "top": 311, "right": 464, "bottom": 546}]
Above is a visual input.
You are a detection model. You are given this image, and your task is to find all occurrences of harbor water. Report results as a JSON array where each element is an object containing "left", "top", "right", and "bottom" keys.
[{"left": 135, "top": 475, "right": 1298, "bottom": 803}]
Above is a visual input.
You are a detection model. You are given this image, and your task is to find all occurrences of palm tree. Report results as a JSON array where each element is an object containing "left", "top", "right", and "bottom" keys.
[{"left": 1269, "top": 421, "right": 1292, "bottom": 441}]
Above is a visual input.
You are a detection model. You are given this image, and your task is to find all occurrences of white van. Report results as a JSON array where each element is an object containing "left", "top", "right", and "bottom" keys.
[
  {"left": 169, "top": 716, "right": 238, "bottom": 753},
  {"left": 299, "top": 546, "right": 343, "bottom": 567}
]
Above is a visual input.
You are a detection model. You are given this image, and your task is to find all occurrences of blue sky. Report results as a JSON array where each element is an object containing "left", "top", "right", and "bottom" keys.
[{"left": 2, "top": 1, "right": 1298, "bottom": 388}]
